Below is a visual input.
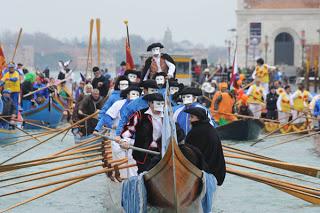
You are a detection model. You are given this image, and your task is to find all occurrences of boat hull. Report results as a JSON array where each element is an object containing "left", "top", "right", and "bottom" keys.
[
  {"left": 144, "top": 141, "right": 203, "bottom": 209},
  {"left": 217, "top": 119, "right": 264, "bottom": 141},
  {"left": 21, "top": 97, "right": 64, "bottom": 129}
]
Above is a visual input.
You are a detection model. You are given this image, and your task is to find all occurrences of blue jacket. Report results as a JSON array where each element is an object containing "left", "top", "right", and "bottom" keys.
[
  {"left": 173, "top": 102, "right": 217, "bottom": 135},
  {"left": 116, "top": 97, "right": 148, "bottom": 136},
  {"left": 95, "top": 99, "right": 131, "bottom": 131},
  {"left": 98, "top": 90, "right": 121, "bottom": 119},
  {"left": 33, "top": 83, "right": 49, "bottom": 99},
  {"left": 314, "top": 99, "right": 320, "bottom": 117}
]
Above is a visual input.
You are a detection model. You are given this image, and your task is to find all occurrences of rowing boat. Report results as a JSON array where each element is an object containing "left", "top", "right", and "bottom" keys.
[
  {"left": 216, "top": 119, "right": 264, "bottom": 141},
  {"left": 21, "top": 96, "right": 64, "bottom": 129},
  {"left": 144, "top": 140, "right": 203, "bottom": 209}
]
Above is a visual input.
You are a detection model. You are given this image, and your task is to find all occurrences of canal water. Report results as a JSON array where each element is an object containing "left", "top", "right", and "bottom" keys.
[{"left": 0, "top": 128, "right": 319, "bottom": 212}]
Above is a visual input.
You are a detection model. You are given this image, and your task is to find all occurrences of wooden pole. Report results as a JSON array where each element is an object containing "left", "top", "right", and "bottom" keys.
[
  {"left": 266, "top": 129, "right": 311, "bottom": 139},
  {"left": 227, "top": 167, "right": 320, "bottom": 204},
  {"left": 96, "top": 18, "right": 101, "bottom": 67},
  {"left": 0, "top": 162, "right": 132, "bottom": 198},
  {"left": 0, "top": 111, "right": 99, "bottom": 165},
  {"left": 0, "top": 157, "right": 103, "bottom": 183},
  {"left": 23, "top": 78, "right": 68, "bottom": 98},
  {"left": 11, "top": 28, "right": 23, "bottom": 62},
  {"left": 251, "top": 113, "right": 305, "bottom": 146},
  {"left": 0, "top": 164, "right": 136, "bottom": 212},
  {"left": 86, "top": 19, "right": 94, "bottom": 77},
  {"left": 226, "top": 161, "right": 320, "bottom": 186},
  {"left": 260, "top": 131, "right": 320, "bottom": 150},
  {"left": 225, "top": 153, "right": 320, "bottom": 178},
  {"left": 213, "top": 110, "right": 280, "bottom": 123}
]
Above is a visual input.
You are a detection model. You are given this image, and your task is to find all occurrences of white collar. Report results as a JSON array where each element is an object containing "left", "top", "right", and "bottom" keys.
[{"left": 145, "top": 108, "right": 164, "bottom": 118}]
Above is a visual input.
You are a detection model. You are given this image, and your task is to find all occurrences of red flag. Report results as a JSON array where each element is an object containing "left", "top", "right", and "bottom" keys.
[
  {"left": 0, "top": 46, "right": 6, "bottom": 78},
  {"left": 230, "top": 47, "right": 238, "bottom": 90},
  {"left": 125, "top": 39, "right": 135, "bottom": 70}
]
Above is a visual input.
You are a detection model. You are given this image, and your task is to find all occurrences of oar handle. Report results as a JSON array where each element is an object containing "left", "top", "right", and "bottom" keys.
[{"left": 94, "top": 133, "right": 160, "bottom": 155}]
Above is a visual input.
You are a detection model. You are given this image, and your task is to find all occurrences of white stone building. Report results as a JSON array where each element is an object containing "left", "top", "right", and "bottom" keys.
[{"left": 236, "top": 0, "right": 320, "bottom": 68}]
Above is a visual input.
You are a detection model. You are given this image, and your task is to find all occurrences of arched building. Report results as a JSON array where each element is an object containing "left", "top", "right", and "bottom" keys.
[{"left": 236, "top": 0, "right": 320, "bottom": 67}]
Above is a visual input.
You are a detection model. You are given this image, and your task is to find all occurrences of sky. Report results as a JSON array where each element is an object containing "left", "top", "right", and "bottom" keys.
[{"left": 0, "top": 0, "right": 236, "bottom": 46}]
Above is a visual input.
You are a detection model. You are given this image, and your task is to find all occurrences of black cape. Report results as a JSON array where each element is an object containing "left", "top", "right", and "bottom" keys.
[{"left": 185, "top": 120, "right": 226, "bottom": 186}]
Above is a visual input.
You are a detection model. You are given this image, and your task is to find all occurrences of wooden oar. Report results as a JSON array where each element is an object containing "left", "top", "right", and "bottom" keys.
[
  {"left": 267, "top": 129, "right": 312, "bottom": 139},
  {"left": 23, "top": 78, "right": 68, "bottom": 98},
  {"left": 0, "top": 163, "right": 136, "bottom": 213},
  {"left": 0, "top": 117, "right": 43, "bottom": 144},
  {"left": 0, "top": 160, "right": 130, "bottom": 198},
  {"left": 1, "top": 130, "right": 58, "bottom": 148},
  {"left": 225, "top": 153, "right": 320, "bottom": 178},
  {"left": 94, "top": 133, "right": 161, "bottom": 155},
  {"left": 222, "top": 146, "right": 280, "bottom": 161},
  {"left": 251, "top": 113, "right": 305, "bottom": 146},
  {"left": 0, "top": 157, "right": 126, "bottom": 189},
  {"left": 0, "top": 152, "right": 103, "bottom": 173},
  {"left": 0, "top": 129, "right": 60, "bottom": 142},
  {"left": 213, "top": 110, "right": 279, "bottom": 123},
  {"left": 0, "top": 111, "right": 99, "bottom": 165},
  {"left": 226, "top": 161, "right": 320, "bottom": 187},
  {"left": 0, "top": 157, "right": 103, "bottom": 183},
  {"left": 260, "top": 131, "right": 320, "bottom": 150},
  {"left": 227, "top": 167, "right": 320, "bottom": 204},
  {"left": 0, "top": 145, "right": 103, "bottom": 170},
  {"left": 11, "top": 27, "right": 23, "bottom": 62}
]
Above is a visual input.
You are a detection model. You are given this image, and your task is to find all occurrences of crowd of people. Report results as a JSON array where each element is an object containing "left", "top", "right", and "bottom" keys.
[{"left": 5, "top": 41, "right": 319, "bottom": 188}]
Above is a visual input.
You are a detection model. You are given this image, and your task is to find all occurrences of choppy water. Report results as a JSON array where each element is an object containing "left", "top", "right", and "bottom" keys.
[{"left": 0, "top": 126, "right": 320, "bottom": 212}]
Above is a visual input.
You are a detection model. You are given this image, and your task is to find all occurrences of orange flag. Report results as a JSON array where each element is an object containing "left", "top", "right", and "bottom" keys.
[
  {"left": 125, "top": 39, "right": 135, "bottom": 70},
  {"left": 0, "top": 45, "right": 6, "bottom": 78}
]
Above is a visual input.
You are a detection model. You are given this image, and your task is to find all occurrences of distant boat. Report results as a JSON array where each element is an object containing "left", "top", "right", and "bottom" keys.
[
  {"left": 21, "top": 96, "right": 64, "bottom": 129},
  {"left": 217, "top": 119, "right": 264, "bottom": 141}
]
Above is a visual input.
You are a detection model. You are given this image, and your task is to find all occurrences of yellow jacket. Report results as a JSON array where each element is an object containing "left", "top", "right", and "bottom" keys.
[
  {"left": 255, "top": 64, "right": 269, "bottom": 83},
  {"left": 247, "top": 85, "right": 264, "bottom": 104},
  {"left": 1, "top": 71, "right": 20, "bottom": 92}
]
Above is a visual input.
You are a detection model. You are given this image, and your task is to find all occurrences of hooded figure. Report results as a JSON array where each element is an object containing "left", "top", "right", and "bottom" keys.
[
  {"left": 142, "top": 43, "right": 176, "bottom": 80},
  {"left": 184, "top": 107, "right": 226, "bottom": 186}
]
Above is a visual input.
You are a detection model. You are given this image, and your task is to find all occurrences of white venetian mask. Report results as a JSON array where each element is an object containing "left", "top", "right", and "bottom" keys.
[
  {"left": 153, "top": 101, "right": 164, "bottom": 112},
  {"left": 119, "top": 80, "right": 129, "bottom": 91},
  {"left": 129, "top": 90, "right": 140, "bottom": 100},
  {"left": 152, "top": 47, "right": 161, "bottom": 56},
  {"left": 170, "top": 87, "right": 179, "bottom": 95},
  {"left": 182, "top": 94, "right": 194, "bottom": 105},
  {"left": 147, "top": 88, "right": 159, "bottom": 94},
  {"left": 155, "top": 76, "right": 165, "bottom": 86},
  {"left": 128, "top": 73, "right": 137, "bottom": 82}
]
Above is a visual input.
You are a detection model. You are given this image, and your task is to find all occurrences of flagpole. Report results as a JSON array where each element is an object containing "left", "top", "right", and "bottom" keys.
[
  {"left": 96, "top": 18, "right": 101, "bottom": 67},
  {"left": 124, "top": 20, "right": 130, "bottom": 48}
]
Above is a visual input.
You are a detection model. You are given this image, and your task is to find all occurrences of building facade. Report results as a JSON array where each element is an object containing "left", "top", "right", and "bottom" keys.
[{"left": 236, "top": 0, "right": 320, "bottom": 67}]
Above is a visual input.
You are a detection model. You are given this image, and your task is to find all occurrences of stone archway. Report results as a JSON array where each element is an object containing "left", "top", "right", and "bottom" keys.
[{"left": 274, "top": 32, "right": 294, "bottom": 65}]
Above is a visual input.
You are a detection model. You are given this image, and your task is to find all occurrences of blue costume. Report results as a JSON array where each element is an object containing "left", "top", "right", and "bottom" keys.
[
  {"left": 173, "top": 102, "right": 217, "bottom": 135},
  {"left": 95, "top": 99, "right": 131, "bottom": 131},
  {"left": 33, "top": 83, "right": 49, "bottom": 99},
  {"left": 98, "top": 90, "right": 121, "bottom": 119},
  {"left": 116, "top": 97, "right": 148, "bottom": 136},
  {"left": 313, "top": 99, "right": 320, "bottom": 127}
]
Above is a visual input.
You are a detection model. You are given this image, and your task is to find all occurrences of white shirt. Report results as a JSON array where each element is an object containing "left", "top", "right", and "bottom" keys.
[
  {"left": 145, "top": 108, "right": 163, "bottom": 142},
  {"left": 106, "top": 99, "right": 127, "bottom": 126}
]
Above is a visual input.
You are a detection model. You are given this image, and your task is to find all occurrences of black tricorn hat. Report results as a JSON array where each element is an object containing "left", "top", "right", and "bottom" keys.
[
  {"left": 114, "top": 75, "right": 130, "bottom": 90},
  {"left": 120, "top": 85, "right": 142, "bottom": 98},
  {"left": 143, "top": 93, "right": 164, "bottom": 102},
  {"left": 140, "top": 79, "right": 158, "bottom": 89},
  {"left": 120, "top": 61, "right": 126, "bottom": 66},
  {"left": 154, "top": 72, "right": 167, "bottom": 78},
  {"left": 147, "top": 42, "right": 164, "bottom": 51},
  {"left": 184, "top": 107, "right": 208, "bottom": 121},
  {"left": 124, "top": 69, "right": 141, "bottom": 78},
  {"left": 179, "top": 87, "right": 202, "bottom": 96},
  {"left": 92, "top": 66, "right": 100, "bottom": 72},
  {"left": 169, "top": 79, "right": 184, "bottom": 89}
]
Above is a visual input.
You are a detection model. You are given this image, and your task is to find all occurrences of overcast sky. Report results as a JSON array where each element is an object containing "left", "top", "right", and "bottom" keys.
[{"left": 0, "top": 0, "right": 236, "bottom": 46}]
